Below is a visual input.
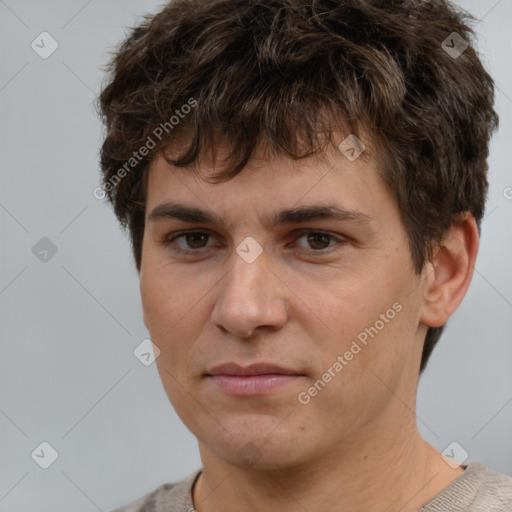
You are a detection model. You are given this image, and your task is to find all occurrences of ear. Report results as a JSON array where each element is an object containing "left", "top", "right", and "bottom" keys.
[{"left": 419, "top": 212, "right": 480, "bottom": 328}]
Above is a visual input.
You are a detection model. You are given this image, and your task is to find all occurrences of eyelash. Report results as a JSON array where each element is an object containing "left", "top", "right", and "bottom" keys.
[{"left": 161, "top": 229, "right": 346, "bottom": 256}]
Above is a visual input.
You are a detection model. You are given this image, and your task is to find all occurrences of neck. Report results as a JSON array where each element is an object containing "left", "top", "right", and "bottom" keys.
[{"left": 192, "top": 418, "right": 464, "bottom": 512}]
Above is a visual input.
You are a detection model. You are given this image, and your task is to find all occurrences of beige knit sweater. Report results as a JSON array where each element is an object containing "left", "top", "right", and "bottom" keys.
[{"left": 110, "top": 461, "right": 512, "bottom": 512}]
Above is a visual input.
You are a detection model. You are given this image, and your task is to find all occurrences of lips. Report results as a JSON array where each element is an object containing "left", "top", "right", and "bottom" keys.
[
  {"left": 205, "top": 362, "right": 305, "bottom": 396},
  {"left": 206, "top": 362, "right": 303, "bottom": 376}
]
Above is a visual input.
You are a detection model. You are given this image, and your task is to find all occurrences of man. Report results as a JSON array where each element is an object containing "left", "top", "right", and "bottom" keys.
[{"left": 98, "top": 0, "right": 512, "bottom": 510}]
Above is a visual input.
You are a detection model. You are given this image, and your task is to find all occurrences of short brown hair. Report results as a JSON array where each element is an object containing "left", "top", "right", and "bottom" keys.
[{"left": 97, "top": 0, "right": 498, "bottom": 373}]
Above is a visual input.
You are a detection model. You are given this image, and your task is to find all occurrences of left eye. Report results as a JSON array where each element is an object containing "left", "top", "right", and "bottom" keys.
[{"left": 293, "top": 231, "right": 340, "bottom": 251}]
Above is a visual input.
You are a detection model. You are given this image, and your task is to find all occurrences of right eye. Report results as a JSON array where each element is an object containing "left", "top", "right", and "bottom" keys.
[{"left": 162, "top": 230, "right": 216, "bottom": 253}]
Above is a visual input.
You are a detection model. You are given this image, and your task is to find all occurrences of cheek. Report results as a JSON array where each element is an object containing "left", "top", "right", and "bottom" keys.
[
  {"left": 301, "top": 308, "right": 415, "bottom": 433},
  {"left": 313, "top": 263, "right": 418, "bottom": 378},
  {"left": 140, "top": 268, "right": 191, "bottom": 368},
  {"left": 141, "top": 263, "right": 196, "bottom": 330},
  {"left": 140, "top": 264, "right": 216, "bottom": 381}
]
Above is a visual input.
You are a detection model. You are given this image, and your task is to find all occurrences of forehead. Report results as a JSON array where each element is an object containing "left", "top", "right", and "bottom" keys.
[{"left": 145, "top": 136, "right": 389, "bottom": 217}]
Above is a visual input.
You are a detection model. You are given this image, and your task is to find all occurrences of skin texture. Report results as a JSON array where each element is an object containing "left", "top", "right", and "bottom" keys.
[{"left": 139, "top": 137, "right": 478, "bottom": 512}]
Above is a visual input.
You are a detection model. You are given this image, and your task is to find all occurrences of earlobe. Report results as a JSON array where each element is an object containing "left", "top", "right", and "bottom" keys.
[{"left": 419, "top": 212, "right": 479, "bottom": 328}]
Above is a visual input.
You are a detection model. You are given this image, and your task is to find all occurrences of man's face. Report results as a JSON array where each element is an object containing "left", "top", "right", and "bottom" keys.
[{"left": 140, "top": 139, "right": 430, "bottom": 470}]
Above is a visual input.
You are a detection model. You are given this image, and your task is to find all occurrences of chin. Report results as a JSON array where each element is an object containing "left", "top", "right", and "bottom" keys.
[{"left": 199, "top": 424, "right": 315, "bottom": 471}]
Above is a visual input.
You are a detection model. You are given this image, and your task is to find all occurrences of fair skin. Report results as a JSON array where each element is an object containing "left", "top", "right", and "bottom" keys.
[{"left": 139, "top": 136, "right": 479, "bottom": 512}]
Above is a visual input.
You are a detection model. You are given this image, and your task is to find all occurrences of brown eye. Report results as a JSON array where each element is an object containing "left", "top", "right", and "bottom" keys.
[
  {"left": 293, "top": 231, "right": 340, "bottom": 252},
  {"left": 183, "top": 232, "right": 209, "bottom": 249},
  {"left": 305, "top": 232, "right": 333, "bottom": 250},
  {"left": 163, "top": 231, "right": 214, "bottom": 253}
]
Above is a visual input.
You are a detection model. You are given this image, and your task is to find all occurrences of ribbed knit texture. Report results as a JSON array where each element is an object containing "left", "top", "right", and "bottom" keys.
[
  {"left": 419, "top": 461, "right": 512, "bottom": 511},
  {"left": 110, "top": 461, "right": 512, "bottom": 512}
]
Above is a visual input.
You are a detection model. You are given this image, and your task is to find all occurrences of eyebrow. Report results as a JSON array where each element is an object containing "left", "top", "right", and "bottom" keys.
[{"left": 147, "top": 202, "right": 372, "bottom": 228}]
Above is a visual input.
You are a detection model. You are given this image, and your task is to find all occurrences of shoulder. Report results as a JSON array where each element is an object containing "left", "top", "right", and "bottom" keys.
[
  {"left": 472, "top": 461, "right": 512, "bottom": 510},
  {"left": 421, "top": 461, "right": 512, "bottom": 512},
  {"left": 107, "top": 469, "right": 202, "bottom": 512}
]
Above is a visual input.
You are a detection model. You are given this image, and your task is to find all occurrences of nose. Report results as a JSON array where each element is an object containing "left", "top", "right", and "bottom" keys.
[{"left": 211, "top": 246, "right": 289, "bottom": 340}]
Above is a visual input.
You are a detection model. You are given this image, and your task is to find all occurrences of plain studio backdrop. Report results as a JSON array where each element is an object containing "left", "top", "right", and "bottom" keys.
[{"left": 0, "top": 1, "right": 511, "bottom": 511}]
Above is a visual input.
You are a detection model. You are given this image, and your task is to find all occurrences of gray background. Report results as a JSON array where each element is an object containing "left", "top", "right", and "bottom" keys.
[{"left": 0, "top": 1, "right": 511, "bottom": 511}]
